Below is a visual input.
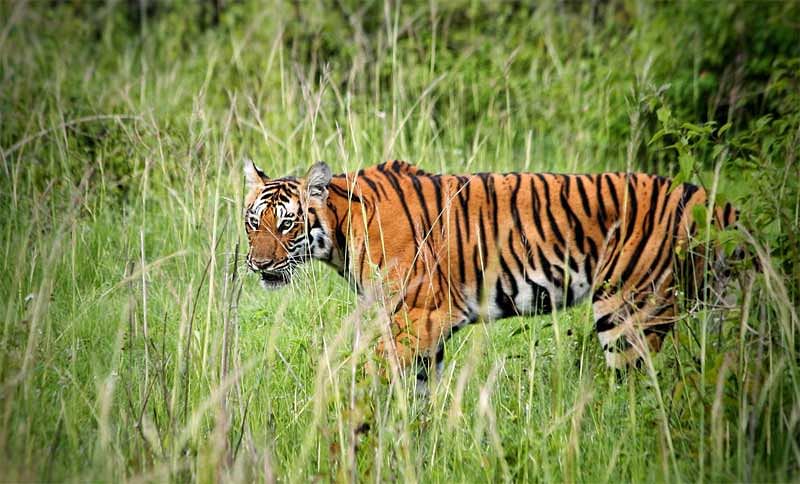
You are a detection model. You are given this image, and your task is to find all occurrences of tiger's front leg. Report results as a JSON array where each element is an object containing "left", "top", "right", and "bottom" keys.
[{"left": 376, "top": 307, "right": 463, "bottom": 396}]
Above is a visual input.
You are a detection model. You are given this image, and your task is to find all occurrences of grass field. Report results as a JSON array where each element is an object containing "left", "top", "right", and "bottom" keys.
[{"left": 2, "top": 1, "right": 799, "bottom": 482}]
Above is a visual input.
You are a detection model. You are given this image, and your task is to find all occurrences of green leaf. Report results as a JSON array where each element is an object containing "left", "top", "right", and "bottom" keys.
[
  {"left": 681, "top": 122, "right": 708, "bottom": 135},
  {"left": 755, "top": 115, "right": 773, "bottom": 130},
  {"left": 649, "top": 128, "right": 667, "bottom": 145},
  {"left": 671, "top": 171, "right": 686, "bottom": 190},
  {"left": 657, "top": 106, "right": 672, "bottom": 124},
  {"left": 679, "top": 152, "right": 695, "bottom": 180},
  {"left": 718, "top": 229, "right": 742, "bottom": 257},
  {"left": 692, "top": 204, "right": 709, "bottom": 226}
]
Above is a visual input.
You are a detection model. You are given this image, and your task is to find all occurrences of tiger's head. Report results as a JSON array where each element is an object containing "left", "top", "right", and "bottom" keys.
[{"left": 243, "top": 159, "right": 333, "bottom": 289}]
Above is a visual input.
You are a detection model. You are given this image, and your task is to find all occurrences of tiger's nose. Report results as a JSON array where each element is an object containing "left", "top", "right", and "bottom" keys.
[{"left": 247, "top": 254, "right": 273, "bottom": 272}]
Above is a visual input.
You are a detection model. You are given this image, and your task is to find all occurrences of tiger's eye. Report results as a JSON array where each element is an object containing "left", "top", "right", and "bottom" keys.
[
  {"left": 247, "top": 212, "right": 260, "bottom": 230},
  {"left": 279, "top": 219, "right": 293, "bottom": 232}
]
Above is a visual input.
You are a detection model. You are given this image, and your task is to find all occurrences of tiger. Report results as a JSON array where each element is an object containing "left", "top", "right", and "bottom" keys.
[{"left": 243, "top": 159, "right": 740, "bottom": 387}]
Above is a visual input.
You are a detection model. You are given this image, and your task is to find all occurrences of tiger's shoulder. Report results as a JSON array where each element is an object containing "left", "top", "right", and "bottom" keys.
[{"left": 361, "top": 160, "right": 429, "bottom": 178}]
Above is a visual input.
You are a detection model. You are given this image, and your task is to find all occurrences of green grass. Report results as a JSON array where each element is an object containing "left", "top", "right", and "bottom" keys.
[{"left": 2, "top": 1, "right": 799, "bottom": 482}]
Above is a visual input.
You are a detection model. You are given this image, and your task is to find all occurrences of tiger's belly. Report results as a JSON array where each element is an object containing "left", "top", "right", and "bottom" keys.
[{"left": 477, "top": 268, "right": 592, "bottom": 321}]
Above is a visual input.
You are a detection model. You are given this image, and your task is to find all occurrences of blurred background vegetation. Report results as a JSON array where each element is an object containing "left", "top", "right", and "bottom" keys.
[{"left": 1, "top": 0, "right": 799, "bottom": 482}]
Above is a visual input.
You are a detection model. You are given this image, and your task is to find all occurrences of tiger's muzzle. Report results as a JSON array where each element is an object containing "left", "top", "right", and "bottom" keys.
[
  {"left": 258, "top": 270, "right": 291, "bottom": 289},
  {"left": 246, "top": 255, "right": 293, "bottom": 289}
]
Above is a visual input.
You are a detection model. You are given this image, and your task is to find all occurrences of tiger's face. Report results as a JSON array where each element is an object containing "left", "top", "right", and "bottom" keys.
[{"left": 243, "top": 160, "right": 333, "bottom": 289}]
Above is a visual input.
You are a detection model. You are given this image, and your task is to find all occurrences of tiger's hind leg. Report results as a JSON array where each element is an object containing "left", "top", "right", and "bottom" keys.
[{"left": 593, "top": 290, "right": 677, "bottom": 370}]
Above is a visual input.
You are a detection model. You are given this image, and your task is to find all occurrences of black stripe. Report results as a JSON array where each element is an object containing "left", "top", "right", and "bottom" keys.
[
  {"left": 553, "top": 244, "right": 579, "bottom": 274},
  {"left": 357, "top": 244, "right": 368, "bottom": 281},
  {"left": 658, "top": 177, "right": 671, "bottom": 225},
  {"left": 495, "top": 279, "right": 517, "bottom": 318},
  {"left": 329, "top": 183, "right": 363, "bottom": 203},
  {"left": 537, "top": 174, "right": 566, "bottom": 247},
  {"left": 605, "top": 174, "right": 620, "bottom": 213},
  {"left": 575, "top": 175, "right": 592, "bottom": 217},
  {"left": 594, "top": 225, "right": 624, "bottom": 301},
  {"left": 623, "top": 174, "right": 639, "bottom": 243},
  {"left": 673, "top": 184, "right": 699, "bottom": 239},
  {"left": 619, "top": 176, "right": 661, "bottom": 284},
  {"left": 723, "top": 202, "right": 733, "bottom": 226},
  {"left": 587, "top": 237, "right": 598, "bottom": 263},
  {"left": 454, "top": 205, "right": 467, "bottom": 283},
  {"left": 530, "top": 177, "right": 546, "bottom": 240},
  {"left": 595, "top": 314, "right": 615, "bottom": 332},
  {"left": 507, "top": 231, "right": 527, "bottom": 280},
  {"left": 478, "top": 173, "right": 499, "bottom": 241},
  {"left": 499, "top": 254, "right": 519, "bottom": 297},
  {"left": 378, "top": 167, "right": 419, "bottom": 245},
  {"left": 359, "top": 173, "right": 383, "bottom": 201},
  {"left": 473, "top": 248, "right": 484, "bottom": 302},
  {"left": 537, "top": 247, "right": 553, "bottom": 282},
  {"left": 478, "top": 210, "right": 489, "bottom": 274},
  {"left": 430, "top": 175, "right": 444, "bottom": 229},
  {"left": 332, "top": 212, "right": 349, "bottom": 271},
  {"left": 489, "top": 175, "right": 499, "bottom": 240},
  {"left": 595, "top": 174, "right": 608, "bottom": 235},
  {"left": 496, "top": 257, "right": 519, "bottom": 317},
  {"left": 559, "top": 180, "right": 585, "bottom": 251},
  {"left": 458, "top": 176, "right": 472, "bottom": 240},
  {"left": 410, "top": 176, "right": 433, "bottom": 233},
  {"left": 508, "top": 174, "right": 538, "bottom": 277}
]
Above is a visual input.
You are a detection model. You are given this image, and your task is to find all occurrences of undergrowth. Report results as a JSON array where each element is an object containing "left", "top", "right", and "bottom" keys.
[{"left": 1, "top": 1, "right": 798, "bottom": 482}]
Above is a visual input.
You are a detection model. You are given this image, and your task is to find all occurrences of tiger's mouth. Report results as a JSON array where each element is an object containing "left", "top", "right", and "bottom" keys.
[{"left": 259, "top": 270, "right": 291, "bottom": 289}]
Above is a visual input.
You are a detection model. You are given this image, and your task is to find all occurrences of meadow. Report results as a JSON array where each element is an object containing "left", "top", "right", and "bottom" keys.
[{"left": 1, "top": 1, "right": 799, "bottom": 481}]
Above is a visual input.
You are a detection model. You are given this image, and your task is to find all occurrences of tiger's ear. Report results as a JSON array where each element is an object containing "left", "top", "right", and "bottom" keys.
[
  {"left": 305, "top": 161, "right": 332, "bottom": 202},
  {"left": 244, "top": 158, "right": 269, "bottom": 189}
]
